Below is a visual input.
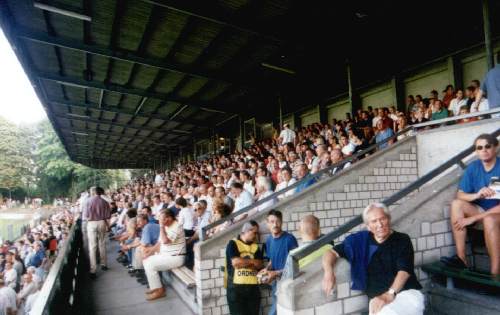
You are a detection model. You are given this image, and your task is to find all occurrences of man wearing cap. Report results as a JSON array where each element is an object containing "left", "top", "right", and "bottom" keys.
[
  {"left": 279, "top": 123, "right": 296, "bottom": 146},
  {"left": 225, "top": 221, "right": 263, "bottom": 315}
]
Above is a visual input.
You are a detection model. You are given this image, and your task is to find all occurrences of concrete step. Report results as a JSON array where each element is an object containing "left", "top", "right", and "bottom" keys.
[
  {"left": 426, "top": 283, "right": 500, "bottom": 315},
  {"left": 162, "top": 270, "right": 198, "bottom": 314}
]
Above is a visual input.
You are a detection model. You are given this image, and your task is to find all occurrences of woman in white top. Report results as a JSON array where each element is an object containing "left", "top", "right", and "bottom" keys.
[{"left": 449, "top": 89, "right": 467, "bottom": 116}]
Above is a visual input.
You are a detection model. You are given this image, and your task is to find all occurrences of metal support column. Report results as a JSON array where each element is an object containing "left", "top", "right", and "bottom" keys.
[
  {"left": 448, "top": 55, "right": 463, "bottom": 89},
  {"left": 238, "top": 115, "right": 244, "bottom": 152},
  {"left": 346, "top": 59, "right": 360, "bottom": 114},
  {"left": 482, "top": 0, "right": 494, "bottom": 70},
  {"left": 391, "top": 75, "right": 406, "bottom": 113},
  {"left": 278, "top": 93, "right": 283, "bottom": 128}
]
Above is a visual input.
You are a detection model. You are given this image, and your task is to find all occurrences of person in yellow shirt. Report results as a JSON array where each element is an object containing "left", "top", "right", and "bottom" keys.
[{"left": 225, "top": 221, "right": 263, "bottom": 315}]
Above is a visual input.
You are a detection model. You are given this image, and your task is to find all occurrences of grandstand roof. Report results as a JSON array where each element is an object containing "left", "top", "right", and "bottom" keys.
[{"left": 0, "top": 0, "right": 498, "bottom": 168}]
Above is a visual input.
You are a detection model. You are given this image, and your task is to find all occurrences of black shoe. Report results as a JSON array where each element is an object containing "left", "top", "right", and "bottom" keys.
[
  {"left": 128, "top": 268, "right": 138, "bottom": 274},
  {"left": 101, "top": 265, "right": 109, "bottom": 271},
  {"left": 89, "top": 273, "right": 96, "bottom": 279},
  {"left": 440, "top": 255, "right": 468, "bottom": 269},
  {"left": 133, "top": 270, "right": 145, "bottom": 278}
]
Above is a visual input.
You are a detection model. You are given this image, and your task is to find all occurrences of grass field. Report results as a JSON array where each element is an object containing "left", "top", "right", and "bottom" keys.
[{"left": 0, "top": 214, "right": 31, "bottom": 242}]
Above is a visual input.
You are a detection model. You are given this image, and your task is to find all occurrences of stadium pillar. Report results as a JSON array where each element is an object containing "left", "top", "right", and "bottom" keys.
[
  {"left": 346, "top": 59, "right": 360, "bottom": 114},
  {"left": 238, "top": 115, "right": 244, "bottom": 151},
  {"left": 318, "top": 104, "right": 328, "bottom": 124},
  {"left": 447, "top": 55, "right": 463, "bottom": 90},
  {"left": 391, "top": 75, "right": 405, "bottom": 113},
  {"left": 482, "top": 0, "right": 494, "bottom": 70},
  {"left": 278, "top": 93, "right": 283, "bottom": 128}
]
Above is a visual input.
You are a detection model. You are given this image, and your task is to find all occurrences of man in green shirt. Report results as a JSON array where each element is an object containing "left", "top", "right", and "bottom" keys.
[{"left": 431, "top": 100, "right": 449, "bottom": 121}]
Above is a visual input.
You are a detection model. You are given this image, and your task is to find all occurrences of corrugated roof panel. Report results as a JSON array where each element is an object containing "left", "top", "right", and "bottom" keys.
[
  {"left": 176, "top": 77, "right": 208, "bottom": 98},
  {"left": 116, "top": 1, "right": 152, "bottom": 51}
]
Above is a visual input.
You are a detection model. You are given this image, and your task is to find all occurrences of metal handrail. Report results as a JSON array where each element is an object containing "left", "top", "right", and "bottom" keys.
[
  {"left": 200, "top": 107, "right": 500, "bottom": 241},
  {"left": 288, "top": 126, "right": 500, "bottom": 279},
  {"left": 30, "top": 221, "right": 79, "bottom": 315}
]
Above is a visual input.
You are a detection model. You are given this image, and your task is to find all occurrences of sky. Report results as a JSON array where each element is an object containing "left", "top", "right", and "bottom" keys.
[{"left": 0, "top": 28, "right": 47, "bottom": 125}]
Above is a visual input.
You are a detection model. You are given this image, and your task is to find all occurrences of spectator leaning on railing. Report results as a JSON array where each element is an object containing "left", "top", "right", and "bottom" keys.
[{"left": 322, "top": 203, "right": 424, "bottom": 315}]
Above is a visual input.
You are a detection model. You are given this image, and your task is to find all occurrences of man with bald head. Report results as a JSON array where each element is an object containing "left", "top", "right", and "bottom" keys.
[{"left": 281, "top": 215, "right": 332, "bottom": 280}]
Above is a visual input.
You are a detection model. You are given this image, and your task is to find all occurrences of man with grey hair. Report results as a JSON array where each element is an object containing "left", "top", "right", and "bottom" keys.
[
  {"left": 253, "top": 176, "right": 278, "bottom": 214},
  {"left": 225, "top": 220, "right": 263, "bottom": 315},
  {"left": 322, "top": 203, "right": 424, "bottom": 315}
]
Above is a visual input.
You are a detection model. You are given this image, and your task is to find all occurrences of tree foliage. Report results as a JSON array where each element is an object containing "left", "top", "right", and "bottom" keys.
[
  {"left": 0, "top": 118, "right": 129, "bottom": 203},
  {"left": 0, "top": 117, "right": 33, "bottom": 191}
]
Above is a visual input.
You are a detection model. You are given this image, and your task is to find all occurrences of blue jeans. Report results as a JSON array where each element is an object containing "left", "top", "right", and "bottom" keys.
[
  {"left": 124, "top": 239, "right": 134, "bottom": 264},
  {"left": 268, "top": 281, "right": 277, "bottom": 315}
]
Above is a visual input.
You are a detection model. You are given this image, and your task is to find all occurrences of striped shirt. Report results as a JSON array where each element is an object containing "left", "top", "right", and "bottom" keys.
[{"left": 160, "top": 221, "right": 186, "bottom": 255}]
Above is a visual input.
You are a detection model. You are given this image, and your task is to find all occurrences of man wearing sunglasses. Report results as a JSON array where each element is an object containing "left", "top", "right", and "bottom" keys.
[{"left": 441, "top": 134, "right": 500, "bottom": 278}]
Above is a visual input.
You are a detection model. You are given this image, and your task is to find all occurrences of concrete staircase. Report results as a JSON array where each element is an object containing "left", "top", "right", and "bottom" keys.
[{"left": 426, "top": 285, "right": 500, "bottom": 315}]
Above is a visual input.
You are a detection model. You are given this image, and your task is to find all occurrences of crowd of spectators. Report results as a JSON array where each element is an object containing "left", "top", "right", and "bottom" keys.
[
  {"left": 0, "top": 209, "right": 74, "bottom": 315},
  {"left": 72, "top": 78, "right": 496, "bottom": 305}
]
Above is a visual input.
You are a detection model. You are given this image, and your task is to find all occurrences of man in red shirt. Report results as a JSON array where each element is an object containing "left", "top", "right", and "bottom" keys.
[{"left": 85, "top": 186, "right": 111, "bottom": 278}]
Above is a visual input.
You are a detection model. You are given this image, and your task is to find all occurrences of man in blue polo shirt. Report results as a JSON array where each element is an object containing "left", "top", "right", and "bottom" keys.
[
  {"left": 259, "top": 210, "right": 298, "bottom": 315},
  {"left": 441, "top": 134, "right": 500, "bottom": 277},
  {"left": 125, "top": 213, "right": 160, "bottom": 280}
]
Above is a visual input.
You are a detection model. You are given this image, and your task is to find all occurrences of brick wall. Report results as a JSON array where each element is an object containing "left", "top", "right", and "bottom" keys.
[{"left": 195, "top": 137, "right": 420, "bottom": 315}]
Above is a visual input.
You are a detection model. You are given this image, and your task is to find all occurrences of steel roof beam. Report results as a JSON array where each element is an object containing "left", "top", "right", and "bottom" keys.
[
  {"left": 54, "top": 113, "right": 193, "bottom": 136},
  {"left": 17, "top": 28, "right": 260, "bottom": 91},
  {"left": 37, "top": 72, "right": 235, "bottom": 115},
  {"left": 140, "top": 0, "right": 284, "bottom": 44},
  {"left": 49, "top": 99, "right": 211, "bottom": 128}
]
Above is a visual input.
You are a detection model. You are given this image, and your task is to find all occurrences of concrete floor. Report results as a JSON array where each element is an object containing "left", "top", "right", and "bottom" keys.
[{"left": 87, "top": 240, "right": 194, "bottom": 315}]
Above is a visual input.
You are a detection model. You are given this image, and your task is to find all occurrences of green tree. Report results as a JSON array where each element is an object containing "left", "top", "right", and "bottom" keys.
[{"left": 0, "top": 117, "right": 33, "bottom": 198}]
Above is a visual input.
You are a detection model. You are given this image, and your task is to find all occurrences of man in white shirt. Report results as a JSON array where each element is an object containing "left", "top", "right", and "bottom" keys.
[
  {"left": 241, "top": 170, "right": 256, "bottom": 196},
  {"left": 198, "top": 185, "right": 214, "bottom": 214},
  {"left": 231, "top": 182, "right": 254, "bottom": 213},
  {"left": 175, "top": 197, "right": 195, "bottom": 232},
  {"left": 275, "top": 168, "right": 297, "bottom": 199},
  {"left": 279, "top": 124, "right": 296, "bottom": 145},
  {"left": 2, "top": 263, "right": 16, "bottom": 290},
  {"left": 151, "top": 195, "right": 164, "bottom": 217}
]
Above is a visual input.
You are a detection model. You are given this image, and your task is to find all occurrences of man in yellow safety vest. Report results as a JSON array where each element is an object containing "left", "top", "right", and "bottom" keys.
[{"left": 225, "top": 221, "right": 263, "bottom": 315}]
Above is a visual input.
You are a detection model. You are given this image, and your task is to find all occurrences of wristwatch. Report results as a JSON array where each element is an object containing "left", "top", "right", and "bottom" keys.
[{"left": 388, "top": 288, "right": 397, "bottom": 296}]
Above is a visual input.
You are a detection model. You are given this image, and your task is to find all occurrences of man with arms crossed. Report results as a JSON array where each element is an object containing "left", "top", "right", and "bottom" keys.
[
  {"left": 441, "top": 133, "right": 500, "bottom": 277},
  {"left": 322, "top": 203, "right": 423, "bottom": 315}
]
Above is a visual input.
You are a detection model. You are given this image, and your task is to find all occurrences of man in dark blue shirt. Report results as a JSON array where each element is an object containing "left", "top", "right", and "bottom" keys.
[
  {"left": 323, "top": 203, "right": 423, "bottom": 315},
  {"left": 27, "top": 242, "right": 45, "bottom": 268},
  {"left": 442, "top": 134, "right": 500, "bottom": 277},
  {"left": 260, "top": 210, "right": 298, "bottom": 315}
]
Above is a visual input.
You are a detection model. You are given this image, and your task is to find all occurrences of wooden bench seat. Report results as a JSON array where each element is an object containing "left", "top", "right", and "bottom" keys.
[
  {"left": 171, "top": 266, "right": 196, "bottom": 288},
  {"left": 421, "top": 262, "right": 500, "bottom": 289}
]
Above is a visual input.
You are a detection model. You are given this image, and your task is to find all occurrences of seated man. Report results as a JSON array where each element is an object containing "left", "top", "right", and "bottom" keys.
[
  {"left": 281, "top": 214, "right": 332, "bottom": 280},
  {"left": 125, "top": 214, "right": 160, "bottom": 278},
  {"left": 442, "top": 134, "right": 500, "bottom": 277},
  {"left": 322, "top": 203, "right": 423, "bottom": 315},
  {"left": 142, "top": 209, "right": 186, "bottom": 301}
]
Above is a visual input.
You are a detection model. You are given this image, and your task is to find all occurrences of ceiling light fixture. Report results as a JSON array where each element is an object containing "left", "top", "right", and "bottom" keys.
[
  {"left": 33, "top": 2, "right": 92, "bottom": 21},
  {"left": 71, "top": 131, "right": 89, "bottom": 136},
  {"left": 67, "top": 113, "right": 90, "bottom": 118},
  {"left": 261, "top": 63, "right": 295, "bottom": 75},
  {"left": 56, "top": 81, "right": 88, "bottom": 89}
]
